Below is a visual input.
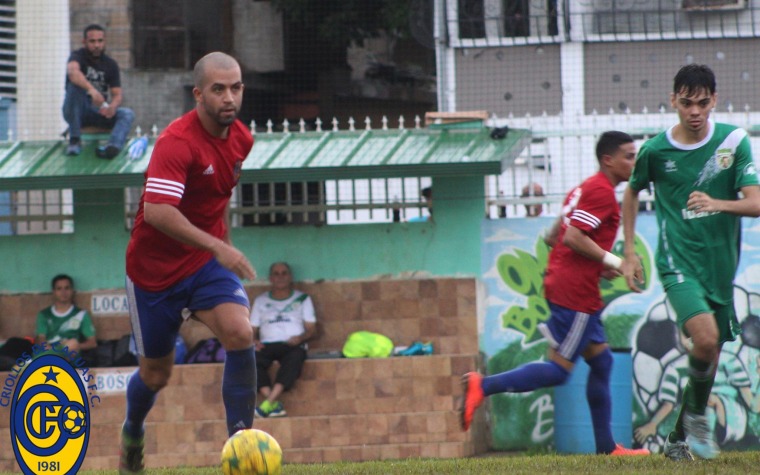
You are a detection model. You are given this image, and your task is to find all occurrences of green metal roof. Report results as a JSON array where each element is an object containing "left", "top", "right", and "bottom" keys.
[{"left": 0, "top": 126, "right": 531, "bottom": 191}]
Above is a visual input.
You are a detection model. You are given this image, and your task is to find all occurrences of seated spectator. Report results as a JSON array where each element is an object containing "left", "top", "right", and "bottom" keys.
[
  {"left": 36, "top": 274, "right": 97, "bottom": 364},
  {"left": 250, "top": 262, "right": 317, "bottom": 418},
  {"left": 521, "top": 182, "right": 545, "bottom": 217},
  {"left": 407, "top": 186, "right": 433, "bottom": 223},
  {"left": 62, "top": 24, "right": 135, "bottom": 158},
  {"left": 392, "top": 187, "right": 433, "bottom": 223}
]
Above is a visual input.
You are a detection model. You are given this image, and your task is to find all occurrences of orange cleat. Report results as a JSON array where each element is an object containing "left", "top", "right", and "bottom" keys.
[
  {"left": 459, "top": 372, "right": 484, "bottom": 431},
  {"left": 610, "top": 444, "right": 651, "bottom": 456}
]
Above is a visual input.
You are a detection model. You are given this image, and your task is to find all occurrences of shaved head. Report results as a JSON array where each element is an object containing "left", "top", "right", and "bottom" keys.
[{"left": 193, "top": 52, "right": 240, "bottom": 89}]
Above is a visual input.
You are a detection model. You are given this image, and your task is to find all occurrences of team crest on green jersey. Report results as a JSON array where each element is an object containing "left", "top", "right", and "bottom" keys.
[{"left": 716, "top": 148, "right": 734, "bottom": 169}]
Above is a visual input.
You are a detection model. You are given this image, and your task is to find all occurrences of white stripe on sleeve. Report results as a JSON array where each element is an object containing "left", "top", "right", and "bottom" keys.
[
  {"left": 571, "top": 209, "right": 601, "bottom": 229},
  {"left": 145, "top": 177, "right": 184, "bottom": 199}
]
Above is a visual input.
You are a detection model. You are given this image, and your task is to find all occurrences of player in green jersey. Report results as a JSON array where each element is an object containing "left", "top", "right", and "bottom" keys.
[{"left": 621, "top": 64, "right": 760, "bottom": 461}]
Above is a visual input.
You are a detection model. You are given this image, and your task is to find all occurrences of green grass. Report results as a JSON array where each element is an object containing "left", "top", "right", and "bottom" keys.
[{"left": 9, "top": 451, "right": 760, "bottom": 475}]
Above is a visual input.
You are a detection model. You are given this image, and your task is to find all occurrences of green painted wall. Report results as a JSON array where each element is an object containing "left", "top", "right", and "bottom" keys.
[{"left": 0, "top": 176, "right": 485, "bottom": 293}]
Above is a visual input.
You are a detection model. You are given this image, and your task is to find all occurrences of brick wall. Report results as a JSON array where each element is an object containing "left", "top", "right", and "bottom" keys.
[{"left": 0, "top": 277, "right": 479, "bottom": 356}]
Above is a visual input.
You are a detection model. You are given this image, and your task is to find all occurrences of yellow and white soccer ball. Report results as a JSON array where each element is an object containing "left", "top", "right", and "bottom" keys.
[{"left": 221, "top": 428, "right": 282, "bottom": 475}]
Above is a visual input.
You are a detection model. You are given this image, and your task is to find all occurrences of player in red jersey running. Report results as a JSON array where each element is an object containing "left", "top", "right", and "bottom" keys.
[
  {"left": 119, "top": 52, "right": 257, "bottom": 475},
  {"left": 461, "top": 131, "right": 649, "bottom": 456}
]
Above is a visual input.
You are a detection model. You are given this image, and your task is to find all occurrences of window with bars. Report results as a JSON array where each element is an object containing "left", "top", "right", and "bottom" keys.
[
  {"left": 131, "top": 0, "right": 232, "bottom": 70},
  {"left": 124, "top": 178, "right": 433, "bottom": 229},
  {"left": 0, "top": 0, "right": 16, "bottom": 99},
  {"left": 0, "top": 189, "right": 74, "bottom": 236},
  {"left": 454, "top": 0, "right": 559, "bottom": 42}
]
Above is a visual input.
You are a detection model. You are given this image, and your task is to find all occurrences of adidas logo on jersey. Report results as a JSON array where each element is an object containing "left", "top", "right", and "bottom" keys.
[
  {"left": 235, "top": 288, "right": 247, "bottom": 299},
  {"left": 203, "top": 164, "right": 214, "bottom": 175}
]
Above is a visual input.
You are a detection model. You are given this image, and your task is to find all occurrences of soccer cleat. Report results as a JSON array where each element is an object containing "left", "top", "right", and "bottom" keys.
[
  {"left": 119, "top": 429, "right": 145, "bottom": 475},
  {"left": 683, "top": 411, "right": 720, "bottom": 459},
  {"left": 398, "top": 342, "right": 425, "bottom": 356},
  {"left": 610, "top": 444, "right": 651, "bottom": 456},
  {"left": 663, "top": 437, "right": 695, "bottom": 461},
  {"left": 460, "top": 372, "right": 484, "bottom": 431}
]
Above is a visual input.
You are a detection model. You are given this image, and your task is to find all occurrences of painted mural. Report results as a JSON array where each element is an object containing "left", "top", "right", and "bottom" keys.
[{"left": 481, "top": 215, "right": 760, "bottom": 452}]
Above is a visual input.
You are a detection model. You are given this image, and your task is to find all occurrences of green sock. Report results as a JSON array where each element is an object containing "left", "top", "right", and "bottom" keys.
[
  {"left": 685, "top": 354, "right": 714, "bottom": 415},
  {"left": 260, "top": 400, "right": 273, "bottom": 412},
  {"left": 670, "top": 390, "right": 689, "bottom": 442}
]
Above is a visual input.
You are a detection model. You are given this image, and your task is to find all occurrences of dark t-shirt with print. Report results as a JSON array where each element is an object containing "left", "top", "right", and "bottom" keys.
[{"left": 66, "top": 48, "right": 121, "bottom": 99}]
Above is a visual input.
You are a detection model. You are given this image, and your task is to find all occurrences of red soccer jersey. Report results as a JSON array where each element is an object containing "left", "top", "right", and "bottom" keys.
[
  {"left": 543, "top": 172, "right": 619, "bottom": 313},
  {"left": 126, "top": 110, "right": 254, "bottom": 291}
]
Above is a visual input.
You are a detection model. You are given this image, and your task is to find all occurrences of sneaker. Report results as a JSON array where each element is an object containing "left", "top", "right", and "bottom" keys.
[
  {"left": 119, "top": 429, "right": 145, "bottom": 475},
  {"left": 267, "top": 401, "right": 287, "bottom": 418},
  {"left": 255, "top": 400, "right": 272, "bottom": 418},
  {"left": 610, "top": 444, "right": 650, "bottom": 456},
  {"left": 683, "top": 411, "right": 719, "bottom": 459},
  {"left": 255, "top": 400, "right": 287, "bottom": 418},
  {"left": 460, "top": 372, "right": 484, "bottom": 431},
  {"left": 663, "top": 437, "right": 695, "bottom": 461},
  {"left": 66, "top": 142, "right": 81, "bottom": 156},
  {"left": 96, "top": 144, "right": 121, "bottom": 159},
  {"left": 420, "top": 342, "right": 434, "bottom": 355}
]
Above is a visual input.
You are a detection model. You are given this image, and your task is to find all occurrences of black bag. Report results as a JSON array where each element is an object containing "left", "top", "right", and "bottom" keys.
[
  {"left": 95, "top": 334, "right": 137, "bottom": 367},
  {"left": 0, "top": 337, "right": 34, "bottom": 370},
  {"left": 0, "top": 336, "right": 34, "bottom": 358},
  {"left": 184, "top": 338, "right": 226, "bottom": 364}
]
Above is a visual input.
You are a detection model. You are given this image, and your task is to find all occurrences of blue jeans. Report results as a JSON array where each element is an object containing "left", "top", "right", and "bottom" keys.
[{"left": 61, "top": 82, "right": 135, "bottom": 148}]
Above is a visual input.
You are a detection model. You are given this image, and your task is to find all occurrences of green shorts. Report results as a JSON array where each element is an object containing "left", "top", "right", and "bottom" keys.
[{"left": 665, "top": 279, "right": 740, "bottom": 344}]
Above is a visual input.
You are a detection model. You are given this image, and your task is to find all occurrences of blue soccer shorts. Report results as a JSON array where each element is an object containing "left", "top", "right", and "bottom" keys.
[
  {"left": 537, "top": 301, "right": 607, "bottom": 363},
  {"left": 126, "top": 258, "right": 250, "bottom": 359}
]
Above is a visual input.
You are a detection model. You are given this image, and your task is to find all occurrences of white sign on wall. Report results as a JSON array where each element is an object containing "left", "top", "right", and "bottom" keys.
[
  {"left": 90, "top": 294, "right": 129, "bottom": 315},
  {"left": 95, "top": 370, "right": 133, "bottom": 394}
]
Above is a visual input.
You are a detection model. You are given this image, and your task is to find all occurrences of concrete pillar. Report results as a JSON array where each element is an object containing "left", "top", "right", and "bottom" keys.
[{"left": 17, "top": 0, "right": 70, "bottom": 140}]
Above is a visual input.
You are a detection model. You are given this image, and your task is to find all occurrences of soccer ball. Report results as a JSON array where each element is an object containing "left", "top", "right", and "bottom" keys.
[
  {"left": 60, "top": 404, "right": 86, "bottom": 437},
  {"left": 221, "top": 429, "right": 282, "bottom": 475}
]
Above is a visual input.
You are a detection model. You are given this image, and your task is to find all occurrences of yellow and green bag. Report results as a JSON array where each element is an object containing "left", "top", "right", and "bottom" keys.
[{"left": 341, "top": 331, "right": 394, "bottom": 358}]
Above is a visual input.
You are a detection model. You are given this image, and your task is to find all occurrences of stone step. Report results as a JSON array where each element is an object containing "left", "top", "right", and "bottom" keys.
[
  {"left": 0, "top": 353, "right": 487, "bottom": 471},
  {"left": 76, "top": 411, "right": 479, "bottom": 471}
]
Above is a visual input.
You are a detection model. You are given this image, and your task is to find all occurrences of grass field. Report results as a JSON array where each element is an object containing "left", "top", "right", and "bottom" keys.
[{"left": 6, "top": 450, "right": 758, "bottom": 475}]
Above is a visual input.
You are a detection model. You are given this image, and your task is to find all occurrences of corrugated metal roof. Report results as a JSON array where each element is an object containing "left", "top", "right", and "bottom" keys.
[{"left": 0, "top": 126, "right": 530, "bottom": 190}]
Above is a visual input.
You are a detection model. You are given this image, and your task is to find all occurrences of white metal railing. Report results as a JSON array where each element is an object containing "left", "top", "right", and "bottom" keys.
[
  {"left": 447, "top": 0, "right": 760, "bottom": 47},
  {"left": 8, "top": 106, "right": 760, "bottom": 234},
  {"left": 481, "top": 106, "right": 760, "bottom": 218}
]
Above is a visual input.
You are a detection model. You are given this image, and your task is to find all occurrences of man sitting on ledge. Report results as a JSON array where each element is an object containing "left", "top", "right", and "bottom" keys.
[{"left": 62, "top": 24, "right": 134, "bottom": 159}]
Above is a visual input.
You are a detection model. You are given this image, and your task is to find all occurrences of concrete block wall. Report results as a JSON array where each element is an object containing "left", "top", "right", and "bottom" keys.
[{"left": 0, "top": 277, "right": 478, "bottom": 355}]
